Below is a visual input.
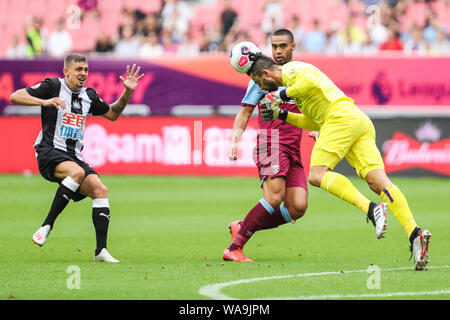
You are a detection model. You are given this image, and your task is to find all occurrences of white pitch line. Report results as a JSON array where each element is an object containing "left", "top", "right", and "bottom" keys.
[
  {"left": 198, "top": 266, "right": 450, "bottom": 300},
  {"left": 265, "top": 289, "right": 450, "bottom": 300}
]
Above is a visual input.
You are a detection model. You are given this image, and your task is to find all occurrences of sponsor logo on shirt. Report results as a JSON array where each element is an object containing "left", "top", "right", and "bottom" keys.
[{"left": 59, "top": 112, "right": 86, "bottom": 141}]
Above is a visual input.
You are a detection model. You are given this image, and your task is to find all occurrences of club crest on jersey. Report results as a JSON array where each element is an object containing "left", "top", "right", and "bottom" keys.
[
  {"left": 272, "top": 164, "right": 280, "bottom": 174},
  {"left": 72, "top": 99, "right": 82, "bottom": 110}
]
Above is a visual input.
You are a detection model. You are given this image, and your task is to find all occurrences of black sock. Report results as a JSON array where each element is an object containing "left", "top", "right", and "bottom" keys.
[
  {"left": 409, "top": 227, "right": 421, "bottom": 244},
  {"left": 42, "top": 184, "right": 76, "bottom": 229},
  {"left": 92, "top": 207, "right": 110, "bottom": 253}
]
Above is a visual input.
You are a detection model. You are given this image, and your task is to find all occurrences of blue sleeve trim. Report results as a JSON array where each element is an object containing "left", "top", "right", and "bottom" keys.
[{"left": 241, "top": 80, "right": 266, "bottom": 106}]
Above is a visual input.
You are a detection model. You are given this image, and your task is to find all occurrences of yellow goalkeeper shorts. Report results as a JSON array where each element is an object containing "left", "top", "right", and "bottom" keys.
[{"left": 310, "top": 101, "right": 384, "bottom": 179}]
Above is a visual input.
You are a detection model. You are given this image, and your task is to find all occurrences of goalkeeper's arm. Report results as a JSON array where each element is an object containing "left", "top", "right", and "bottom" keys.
[
  {"left": 285, "top": 112, "right": 320, "bottom": 131},
  {"left": 274, "top": 89, "right": 320, "bottom": 131}
]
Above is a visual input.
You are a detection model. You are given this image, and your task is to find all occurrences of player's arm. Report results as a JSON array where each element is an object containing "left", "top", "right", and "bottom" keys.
[
  {"left": 102, "top": 64, "right": 144, "bottom": 121},
  {"left": 229, "top": 105, "right": 254, "bottom": 161},
  {"left": 264, "top": 105, "right": 320, "bottom": 131},
  {"left": 10, "top": 78, "right": 66, "bottom": 110},
  {"left": 282, "top": 74, "right": 317, "bottom": 102},
  {"left": 285, "top": 112, "right": 320, "bottom": 131},
  {"left": 260, "top": 91, "right": 320, "bottom": 131},
  {"left": 230, "top": 80, "right": 263, "bottom": 160}
]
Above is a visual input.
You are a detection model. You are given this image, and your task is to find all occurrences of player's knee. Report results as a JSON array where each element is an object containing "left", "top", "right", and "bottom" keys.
[
  {"left": 69, "top": 168, "right": 85, "bottom": 183},
  {"left": 308, "top": 173, "right": 322, "bottom": 188},
  {"left": 308, "top": 166, "right": 329, "bottom": 188},
  {"left": 266, "top": 191, "right": 284, "bottom": 207},
  {"left": 367, "top": 181, "right": 382, "bottom": 194},
  {"left": 92, "top": 183, "right": 108, "bottom": 198},
  {"left": 287, "top": 200, "right": 308, "bottom": 220},
  {"left": 365, "top": 169, "right": 390, "bottom": 195}
]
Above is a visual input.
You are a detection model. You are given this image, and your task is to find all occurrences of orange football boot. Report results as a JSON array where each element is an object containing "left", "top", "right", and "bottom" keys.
[{"left": 223, "top": 248, "right": 254, "bottom": 262}]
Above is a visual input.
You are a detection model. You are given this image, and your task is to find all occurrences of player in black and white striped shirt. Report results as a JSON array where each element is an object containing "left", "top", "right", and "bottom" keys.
[{"left": 10, "top": 53, "right": 144, "bottom": 262}]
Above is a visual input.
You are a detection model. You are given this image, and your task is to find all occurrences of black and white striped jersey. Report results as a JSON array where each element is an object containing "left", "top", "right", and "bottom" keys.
[{"left": 26, "top": 77, "right": 110, "bottom": 160}]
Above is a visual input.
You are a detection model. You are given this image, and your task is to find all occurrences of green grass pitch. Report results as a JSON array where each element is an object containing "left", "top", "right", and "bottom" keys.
[{"left": 0, "top": 174, "right": 449, "bottom": 300}]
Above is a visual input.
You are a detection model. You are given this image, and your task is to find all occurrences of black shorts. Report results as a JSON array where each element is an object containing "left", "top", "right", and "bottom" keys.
[{"left": 35, "top": 146, "right": 98, "bottom": 202}]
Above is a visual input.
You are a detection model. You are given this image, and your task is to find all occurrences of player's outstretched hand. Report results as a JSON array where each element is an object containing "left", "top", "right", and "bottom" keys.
[{"left": 120, "top": 64, "right": 144, "bottom": 91}]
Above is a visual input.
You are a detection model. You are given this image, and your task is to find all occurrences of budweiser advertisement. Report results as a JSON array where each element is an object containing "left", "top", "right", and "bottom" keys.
[
  {"left": 382, "top": 122, "right": 450, "bottom": 176},
  {"left": 0, "top": 116, "right": 448, "bottom": 177}
]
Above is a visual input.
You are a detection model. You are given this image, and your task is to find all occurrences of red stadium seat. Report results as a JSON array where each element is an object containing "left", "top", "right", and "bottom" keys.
[
  {"left": 431, "top": 0, "right": 450, "bottom": 31},
  {"left": 405, "top": 1, "right": 427, "bottom": 27},
  {"left": 97, "top": 0, "right": 123, "bottom": 13},
  {"left": 231, "top": 0, "right": 264, "bottom": 27},
  {"left": 98, "top": 12, "right": 122, "bottom": 37},
  {"left": 0, "top": 0, "right": 8, "bottom": 21},
  {"left": 26, "top": 0, "right": 48, "bottom": 19},
  {"left": 192, "top": 5, "right": 221, "bottom": 27},
  {"left": 139, "top": 0, "right": 162, "bottom": 13},
  {"left": 69, "top": 15, "right": 99, "bottom": 52},
  {"left": 248, "top": 27, "right": 266, "bottom": 47}
]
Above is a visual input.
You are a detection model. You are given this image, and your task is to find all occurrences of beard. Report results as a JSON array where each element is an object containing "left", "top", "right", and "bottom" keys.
[{"left": 263, "top": 78, "right": 279, "bottom": 92}]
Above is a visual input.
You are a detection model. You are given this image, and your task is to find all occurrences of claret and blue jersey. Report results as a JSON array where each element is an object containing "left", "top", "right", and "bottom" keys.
[{"left": 241, "top": 79, "right": 303, "bottom": 158}]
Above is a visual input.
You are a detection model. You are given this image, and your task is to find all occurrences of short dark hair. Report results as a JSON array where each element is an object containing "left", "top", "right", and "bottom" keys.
[
  {"left": 272, "top": 29, "right": 294, "bottom": 42},
  {"left": 64, "top": 53, "right": 87, "bottom": 68},
  {"left": 247, "top": 53, "right": 277, "bottom": 77}
]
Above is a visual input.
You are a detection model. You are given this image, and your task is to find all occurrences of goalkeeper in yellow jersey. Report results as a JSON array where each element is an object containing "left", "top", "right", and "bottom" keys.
[{"left": 247, "top": 54, "right": 431, "bottom": 271}]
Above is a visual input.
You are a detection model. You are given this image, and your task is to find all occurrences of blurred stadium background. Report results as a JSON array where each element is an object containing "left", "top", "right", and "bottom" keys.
[{"left": 0, "top": 0, "right": 449, "bottom": 177}]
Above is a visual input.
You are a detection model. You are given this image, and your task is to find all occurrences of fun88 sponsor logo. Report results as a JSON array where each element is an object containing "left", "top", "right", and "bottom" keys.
[{"left": 59, "top": 112, "right": 86, "bottom": 140}]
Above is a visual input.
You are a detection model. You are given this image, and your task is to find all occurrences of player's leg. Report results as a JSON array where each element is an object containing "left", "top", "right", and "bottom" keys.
[
  {"left": 309, "top": 164, "right": 386, "bottom": 238},
  {"left": 79, "top": 173, "right": 119, "bottom": 263},
  {"left": 284, "top": 161, "right": 308, "bottom": 222},
  {"left": 224, "top": 149, "right": 295, "bottom": 262},
  {"left": 45, "top": 160, "right": 85, "bottom": 226},
  {"left": 284, "top": 187, "right": 307, "bottom": 222},
  {"left": 347, "top": 114, "right": 420, "bottom": 239},
  {"left": 364, "top": 169, "right": 431, "bottom": 270},
  {"left": 308, "top": 110, "right": 390, "bottom": 238},
  {"left": 33, "top": 160, "right": 85, "bottom": 246},
  {"left": 224, "top": 176, "right": 290, "bottom": 262},
  {"left": 347, "top": 116, "right": 431, "bottom": 269},
  {"left": 308, "top": 110, "right": 373, "bottom": 215},
  {"left": 257, "top": 151, "right": 300, "bottom": 226},
  {"left": 365, "top": 169, "right": 417, "bottom": 237},
  {"left": 309, "top": 164, "right": 372, "bottom": 215}
]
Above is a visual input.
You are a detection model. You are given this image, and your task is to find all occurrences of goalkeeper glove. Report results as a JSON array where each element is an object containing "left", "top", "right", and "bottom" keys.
[{"left": 259, "top": 90, "right": 290, "bottom": 122}]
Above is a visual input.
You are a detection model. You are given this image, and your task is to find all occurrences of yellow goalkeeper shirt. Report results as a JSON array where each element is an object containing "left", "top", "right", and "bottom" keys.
[{"left": 282, "top": 61, "right": 354, "bottom": 128}]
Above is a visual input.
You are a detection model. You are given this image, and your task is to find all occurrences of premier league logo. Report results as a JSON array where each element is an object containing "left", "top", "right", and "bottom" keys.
[{"left": 371, "top": 71, "right": 392, "bottom": 105}]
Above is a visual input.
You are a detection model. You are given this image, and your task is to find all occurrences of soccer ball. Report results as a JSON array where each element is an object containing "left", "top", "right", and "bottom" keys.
[{"left": 230, "top": 41, "right": 260, "bottom": 74}]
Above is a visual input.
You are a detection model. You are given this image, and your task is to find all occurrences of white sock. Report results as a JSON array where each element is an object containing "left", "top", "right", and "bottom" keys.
[{"left": 61, "top": 176, "right": 80, "bottom": 192}]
